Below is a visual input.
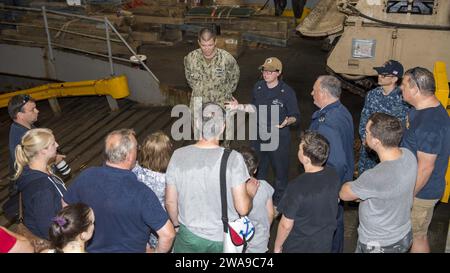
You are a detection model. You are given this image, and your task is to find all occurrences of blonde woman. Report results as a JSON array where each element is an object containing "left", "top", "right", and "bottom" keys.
[
  {"left": 13, "top": 128, "right": 67, "bottom": 240},
  {"left": 132, "top": 131, "right": 173, "bottom": 249}
]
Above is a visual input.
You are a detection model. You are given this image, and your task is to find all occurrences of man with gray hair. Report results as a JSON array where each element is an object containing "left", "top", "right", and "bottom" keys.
[
  {"left": 400, "top": 67, "right": 450, "bottom": 253},
  {"left": 309, "top": 75, "right": 354, "bottom": 253},
  {"left": 165, "top": 103, "right": 259, "bottom": 252},
  {"left": 64, "top": 129, "right": 175, "bottom": 253}
]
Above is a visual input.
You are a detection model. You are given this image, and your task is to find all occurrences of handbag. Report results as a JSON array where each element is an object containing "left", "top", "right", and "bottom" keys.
[
  {"left": 15, "top": 192, "right": 51, "bottom": 253},
  {"left": 220, "top": 149, "right": 255, "bottom": 253}
]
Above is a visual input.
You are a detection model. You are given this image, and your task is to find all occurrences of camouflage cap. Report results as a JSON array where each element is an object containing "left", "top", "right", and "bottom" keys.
[
  {"left": 259, "top": 57, "right": 282, "bottom": 73},
  {"left": 374, "top": 60, "right": 404, "bottom": 77}
]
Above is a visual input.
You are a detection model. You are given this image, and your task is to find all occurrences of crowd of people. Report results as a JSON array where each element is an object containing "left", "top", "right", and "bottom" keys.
[{"left": 1, "top": 28, "right": 449, "bottom": 253}]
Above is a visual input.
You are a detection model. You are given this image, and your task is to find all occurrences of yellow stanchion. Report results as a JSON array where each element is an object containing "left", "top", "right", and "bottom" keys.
[{"left": 433, "top": 61, "right": 450, "bottom": 203}]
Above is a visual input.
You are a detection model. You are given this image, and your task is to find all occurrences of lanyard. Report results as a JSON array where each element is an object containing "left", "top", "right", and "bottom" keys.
[{"left": 47, "top": 176, "right": 67, "bottom": 197}]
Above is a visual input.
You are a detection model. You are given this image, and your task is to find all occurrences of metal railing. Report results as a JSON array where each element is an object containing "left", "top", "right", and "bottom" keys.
[{"left": 0, "top": 4, "right": 159, "bottom": 83}]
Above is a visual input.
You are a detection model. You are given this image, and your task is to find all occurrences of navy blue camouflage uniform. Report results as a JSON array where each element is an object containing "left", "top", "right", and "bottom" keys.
[
  {"left": 309, "top": 100, "right": 354, "bottom": 253},
  {"left": 358, "top": 86, "right": 410, "bottom": 175}
]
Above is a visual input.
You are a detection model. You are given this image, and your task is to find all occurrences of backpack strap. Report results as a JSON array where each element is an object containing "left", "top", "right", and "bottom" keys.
[{"left": 220, "top": 148, "right": 232, "bottom": 233}]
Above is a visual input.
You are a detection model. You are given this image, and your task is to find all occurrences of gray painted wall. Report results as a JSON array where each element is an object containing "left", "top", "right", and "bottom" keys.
[
  {"left": 0, "top": 74, "right": 50, "bottom": 92},
  {"left": 0, "top": 44, "right": 165, "bottom": 105}
]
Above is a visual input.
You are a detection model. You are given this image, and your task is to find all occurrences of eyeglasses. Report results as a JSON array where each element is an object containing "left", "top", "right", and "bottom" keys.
[{"left": 261, "top": 69, "right": 278, "bottom": 74}]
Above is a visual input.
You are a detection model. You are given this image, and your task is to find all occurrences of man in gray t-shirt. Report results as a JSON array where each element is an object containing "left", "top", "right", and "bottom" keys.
[
  {"left": 165, "top": 103, "right": 258, "bottom": 253},
  {"left": 340, "top": 113, "right": 417, "bottom": 253}
]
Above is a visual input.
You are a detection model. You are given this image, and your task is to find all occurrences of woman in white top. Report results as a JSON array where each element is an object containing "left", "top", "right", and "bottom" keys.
[{"left": 132, "top": 131, "right": 173, "bottom": 250}]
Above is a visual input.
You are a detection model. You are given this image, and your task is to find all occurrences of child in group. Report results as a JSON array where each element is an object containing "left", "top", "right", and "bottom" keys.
[
  {"left": 238, "top": 146, "right": 275, "bottom": 253},
  {"left": 44, "top": 203, "right": 95, "bottom": 253},
  {"left": 274, "top": 131, "right": 340, "bottom": 253},
  {"left": 132, "top": 131, "right": 173, "bottom": 250}
]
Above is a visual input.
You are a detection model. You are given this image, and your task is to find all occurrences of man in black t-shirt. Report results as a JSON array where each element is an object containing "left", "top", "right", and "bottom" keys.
[{"left": 274, "top": 131, "right": 340, "bottom": 253}]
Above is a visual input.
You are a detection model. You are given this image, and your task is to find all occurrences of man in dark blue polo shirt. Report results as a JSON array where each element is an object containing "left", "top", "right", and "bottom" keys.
[
  {"left": 7, "top": 94, "right": 39, "bottom": 178},
  {"left": 3, "top": 94, "right": 40, "bottom": 222},
  {"left": 309, "top": 75, "right": 354, "bottom": 253},
  {"left": 64, "top": 129, "right": 176, "bottom": 253},
  {"left": 400, "top": 67, "right": 450, "bottom": 253}
]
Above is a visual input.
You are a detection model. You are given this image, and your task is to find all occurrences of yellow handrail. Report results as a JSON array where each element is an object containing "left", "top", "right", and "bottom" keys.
[
  {"left": 0, "top": 75, "right": 130, "bottom": 108},
  {"left": 433, "top": 61, "right": 450, "bottom": 203}
]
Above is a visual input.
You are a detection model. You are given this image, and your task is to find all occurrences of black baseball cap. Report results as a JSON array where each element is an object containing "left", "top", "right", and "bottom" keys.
[{"left": 373, "top": 60, "right": 404, "bottom": 77}]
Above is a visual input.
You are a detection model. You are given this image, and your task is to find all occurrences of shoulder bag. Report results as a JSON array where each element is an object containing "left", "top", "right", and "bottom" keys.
[{"left": 220, "top": 149, "right": 255, "bottom": 253}]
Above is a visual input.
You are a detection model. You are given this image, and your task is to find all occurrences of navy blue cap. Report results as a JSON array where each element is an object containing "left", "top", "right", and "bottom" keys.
[{"left": 373, "top": 60, "right": 404, "bottom": 77}]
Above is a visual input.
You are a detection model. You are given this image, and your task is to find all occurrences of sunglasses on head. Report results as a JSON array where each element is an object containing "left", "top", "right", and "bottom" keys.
[
  {"left": 407, "top": 67, "right": 421, "bottom": 89},
  {"left": 18, "top": 94, "right": 32, "bottom": 112}
]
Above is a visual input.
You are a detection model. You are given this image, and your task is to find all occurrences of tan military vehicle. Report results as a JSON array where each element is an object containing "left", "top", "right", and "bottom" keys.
[{"left": 297, "top": 0, "right": 450, "bottom": 95}]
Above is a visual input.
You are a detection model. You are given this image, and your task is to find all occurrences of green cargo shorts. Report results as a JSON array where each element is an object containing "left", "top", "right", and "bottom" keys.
[{"left": 173, "top": 224, "right": 223, "bottom": 253}]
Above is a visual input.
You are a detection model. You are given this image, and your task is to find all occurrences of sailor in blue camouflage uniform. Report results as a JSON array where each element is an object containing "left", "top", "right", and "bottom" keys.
[
  {"left": 358, "top": 60, "right": 410, "bottom": 175},
  {"left": 309, "top": 75, "right": 354, "bottom": 253}
]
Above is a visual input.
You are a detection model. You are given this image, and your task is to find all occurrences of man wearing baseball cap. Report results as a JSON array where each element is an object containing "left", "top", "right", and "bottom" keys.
[{"left": 358, "top": 60, "right": 410, "bottom": 176}]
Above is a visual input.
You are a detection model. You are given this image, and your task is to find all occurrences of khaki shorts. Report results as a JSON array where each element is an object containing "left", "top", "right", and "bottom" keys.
[{"left": 411, "top": 197, "right": 439, "bottom": 237}]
